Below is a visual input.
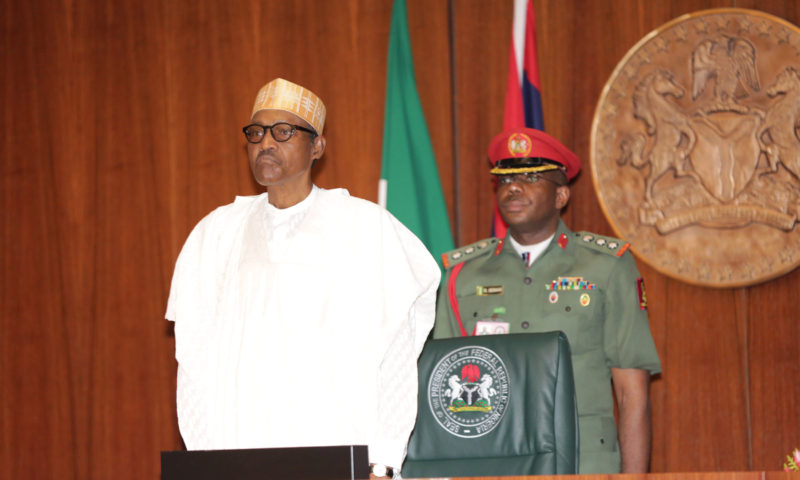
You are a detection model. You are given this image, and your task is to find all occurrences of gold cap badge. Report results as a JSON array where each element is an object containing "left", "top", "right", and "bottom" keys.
[{"left": 507, "top": 132, "right": 532, "bottom": 156}]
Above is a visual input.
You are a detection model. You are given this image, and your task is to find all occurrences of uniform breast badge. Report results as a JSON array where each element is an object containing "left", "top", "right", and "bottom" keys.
[
  {"left": 546, "top": 277, "right": 596, "bottom": 305},
  {"left": 474, "top": 321, "right": 510, "bottom": 335},
  {"left": 580, "top": 293, "right": 591, "bottom": 307},
  {"left": 474, "top": 307, "right": 509, "bottom": 335},
  {"left": 476, "top": 285, "right": 504, "bottom": 296}
]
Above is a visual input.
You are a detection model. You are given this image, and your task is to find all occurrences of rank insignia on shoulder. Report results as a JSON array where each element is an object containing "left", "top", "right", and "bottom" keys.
[
  {"left": 493, "top": 238, "right": 504, "bottom": 256},
  {"left": 442, "top": 238, "right": 497, "bottom": 269},
  {"left": 546, "top": 276, "right": 596, "bottom": 291},
  {"left": 577, "top": 231, "right": 630, "bottom": 257}
]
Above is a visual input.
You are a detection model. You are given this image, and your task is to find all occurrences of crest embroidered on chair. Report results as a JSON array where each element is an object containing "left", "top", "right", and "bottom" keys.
[{"left": 427, "top": 346, "right": 510, "bottom": 438}]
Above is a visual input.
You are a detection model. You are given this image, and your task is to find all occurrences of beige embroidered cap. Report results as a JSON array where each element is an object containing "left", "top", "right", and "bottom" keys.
[{"left": 251, "top": 78, "right": 326, "bottom": 134}]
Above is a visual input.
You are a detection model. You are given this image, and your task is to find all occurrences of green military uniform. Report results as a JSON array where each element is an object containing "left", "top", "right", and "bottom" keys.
[{"left": 433, "top": 219, "right": 661, "bottom": 474}]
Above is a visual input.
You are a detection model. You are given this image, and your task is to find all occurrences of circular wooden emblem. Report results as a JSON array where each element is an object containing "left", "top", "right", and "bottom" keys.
[{"left": 590, "top": 8, "right": 800, "bottom": 287}]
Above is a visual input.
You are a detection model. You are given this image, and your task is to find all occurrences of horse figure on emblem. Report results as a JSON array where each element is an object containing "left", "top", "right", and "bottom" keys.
[
  {"left": 760, "top": 66, "right": 800, "bottom": 180},
  {"left": 619, "top": 69, "right": 697, "bottom": 203}
]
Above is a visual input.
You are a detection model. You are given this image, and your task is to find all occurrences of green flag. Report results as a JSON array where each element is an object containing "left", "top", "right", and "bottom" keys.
[{"left": 380, "top": 0, "right": 454, "bottom": 267}]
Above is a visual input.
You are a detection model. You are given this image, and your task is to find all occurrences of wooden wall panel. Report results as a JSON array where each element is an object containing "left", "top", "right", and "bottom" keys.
[
  {"left": 2, "top": 1, "right": 800, "bottom": 479},
  {"left": 748, "top": 267, "right": 800, "bottom": 470},
  {"left": 3, "top": 3, "right": 94, "bottom": 479},
  {"left": 738, "top": 2, "right": 800, "bottom": 471},
  {"left": 450, "top": 0, "right": 512, "bottom": 246}
]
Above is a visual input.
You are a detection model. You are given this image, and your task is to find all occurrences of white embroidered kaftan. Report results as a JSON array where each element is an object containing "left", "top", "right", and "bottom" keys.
[{"left": 166, "top": 186, "right": 439, "bottom": 468}]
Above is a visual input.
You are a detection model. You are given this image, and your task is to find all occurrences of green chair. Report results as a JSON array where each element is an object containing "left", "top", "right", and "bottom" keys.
[{"left": 402, "top": 332, "right": 579, "bottom": 477}]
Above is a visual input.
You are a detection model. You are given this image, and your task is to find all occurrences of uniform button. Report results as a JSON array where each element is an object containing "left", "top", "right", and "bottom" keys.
[
  {"left": 565, "top": 306, "right": 571, "bottom": 312},
  {"left": 523, "top": 277, "right": 532, "bottom": 285},
  {"left": 521, "top": 321, "right": 530, "bottom": 329}
]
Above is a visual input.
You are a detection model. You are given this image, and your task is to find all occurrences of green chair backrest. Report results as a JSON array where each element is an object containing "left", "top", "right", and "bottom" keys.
[{"left": 402, "top": 332, "right": 579, "bottom": 478}]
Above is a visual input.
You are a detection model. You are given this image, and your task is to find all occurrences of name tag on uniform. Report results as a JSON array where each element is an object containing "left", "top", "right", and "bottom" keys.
[
  {"left": 476, "top": 285, "right": 504, "bottom": 296},
  {"left": 474, "top": 320, "right": 510, "bottom": 335}
]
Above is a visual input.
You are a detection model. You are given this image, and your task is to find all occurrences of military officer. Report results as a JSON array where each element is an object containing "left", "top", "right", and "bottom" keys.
[{"left": 432, "top": 127, "right": 661, "bottom": 474}]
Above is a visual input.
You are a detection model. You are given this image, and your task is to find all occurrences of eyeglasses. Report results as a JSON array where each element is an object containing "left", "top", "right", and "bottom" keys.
[
  {"left": 242, "top": 122, "right": 317, "bottom": 143},
  {"left": 497, "top": 173, "right": 565, "bottom": 186}
]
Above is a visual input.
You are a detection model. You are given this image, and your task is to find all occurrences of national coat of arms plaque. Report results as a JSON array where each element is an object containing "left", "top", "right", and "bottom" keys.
[{"left": 591, "top": 8, "right": 800, "bottom": 287}]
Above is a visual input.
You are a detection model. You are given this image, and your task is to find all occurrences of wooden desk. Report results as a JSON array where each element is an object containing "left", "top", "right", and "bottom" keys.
[{"left": 406, "top": 472, "right": 796, "bottom": 480}]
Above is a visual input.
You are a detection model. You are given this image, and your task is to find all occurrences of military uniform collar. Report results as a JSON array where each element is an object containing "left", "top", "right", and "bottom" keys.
[
  {"left": 502, "top": 219, "right": 572, "bottom": 253},
  {"left": 499, "top": 219, "right": 575, "bottom": 269}
]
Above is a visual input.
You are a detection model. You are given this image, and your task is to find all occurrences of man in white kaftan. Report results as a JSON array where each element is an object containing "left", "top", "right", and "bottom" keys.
[{"left": 166, "top": 78, "right": 440, "bottom": 475}]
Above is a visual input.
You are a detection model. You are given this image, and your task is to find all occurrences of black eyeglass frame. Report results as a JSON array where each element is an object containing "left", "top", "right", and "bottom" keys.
[
  {"left": 496, "top": 172, "right": 566, "bottom": 187},
  {"left": 242, "top": 122, "right": 317, "bottom": 143}
]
